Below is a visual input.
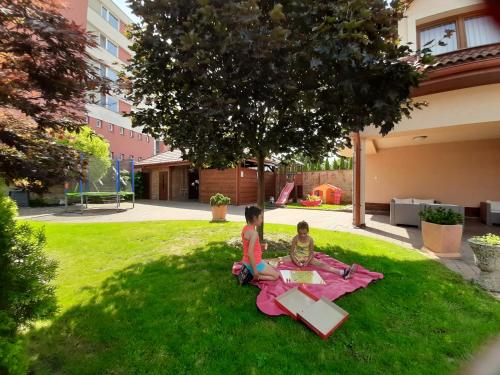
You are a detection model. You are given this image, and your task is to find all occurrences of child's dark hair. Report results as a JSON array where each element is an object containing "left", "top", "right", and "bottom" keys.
[
  {"left": 297, "top": 221, "right": 309, "bottom": 232},
  {"left": 245, "top": 206, "right": 262, "bottom": 224}
]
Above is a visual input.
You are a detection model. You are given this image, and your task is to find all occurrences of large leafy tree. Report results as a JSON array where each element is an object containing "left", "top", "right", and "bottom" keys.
[
  {"left": 0, "top": 0, "right": 105, "bottom": 130},
  {"left": 128, "top": 0, "right": 426, "bottom": 236},
  {"left": 0, "top": 0, "right": 109, "bottom": 192},
  {"left": 0, "top": 112, "right": 80, "bottom": 194}
]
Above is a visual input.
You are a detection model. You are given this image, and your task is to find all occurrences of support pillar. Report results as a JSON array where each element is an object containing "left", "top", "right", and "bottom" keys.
[{"left": 352, "top": 132, "right": 366, "bottom": 227}]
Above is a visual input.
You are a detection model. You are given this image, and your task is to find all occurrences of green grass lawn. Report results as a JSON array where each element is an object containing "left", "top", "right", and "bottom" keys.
[
  {"left": 285, "top": 202, "right": 351, "bottom": 211},
  {"left": 26, "top": 221, "right": 500, "bottom": 375}
]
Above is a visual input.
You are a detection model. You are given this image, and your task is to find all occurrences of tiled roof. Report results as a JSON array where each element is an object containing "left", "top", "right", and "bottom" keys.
[
  {"left": 429, "top": 43, "right": 500, "bottom": 69},
  {"left": 136, "top": 150, "right": 185, "bottom": 166},
  {"left": 137, "top": 149, "right": 279, "bottom": 167}
]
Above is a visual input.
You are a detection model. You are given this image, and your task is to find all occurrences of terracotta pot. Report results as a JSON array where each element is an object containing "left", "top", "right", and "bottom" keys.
[
  {"left": 211, "top": 205, "right": 228, "bottom": 222},
  {"left": 421, "top": 221, "right": 463, "bottom": 255}
]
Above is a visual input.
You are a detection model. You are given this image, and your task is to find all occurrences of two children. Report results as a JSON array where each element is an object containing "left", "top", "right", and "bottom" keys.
[{"left": 241, "top": 206, "right": 357, "bottom": 282}]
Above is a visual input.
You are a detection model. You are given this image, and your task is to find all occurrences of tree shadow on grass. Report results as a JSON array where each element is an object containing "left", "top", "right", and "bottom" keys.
[{"left": 28, "top": 242, "right": 500, "bottom": 375}]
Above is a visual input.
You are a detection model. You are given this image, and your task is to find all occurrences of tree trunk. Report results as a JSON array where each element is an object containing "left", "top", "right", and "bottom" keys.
[{"left": 257, "top": 154, "right": 265, "bottom": 239}]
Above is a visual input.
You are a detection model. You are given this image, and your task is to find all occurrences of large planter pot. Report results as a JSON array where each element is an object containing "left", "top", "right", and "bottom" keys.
[
  {"left": 421, "top": 221, "right": 463, "bottom": 256},
  {"left": 468, "top": 239, "right": 500, "bottom": 292},
  {"left": 211, "top": 205, "right": 228, "bottom": 222}
]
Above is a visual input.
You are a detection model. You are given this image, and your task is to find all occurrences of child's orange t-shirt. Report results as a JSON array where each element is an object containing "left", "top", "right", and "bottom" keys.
[{"left": 241, "top": 225, "right": 262, "bottom": 264}]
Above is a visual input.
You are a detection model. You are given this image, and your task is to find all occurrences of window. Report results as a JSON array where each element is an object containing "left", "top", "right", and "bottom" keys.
[
  {"left": 111, "top": 151, "right": 114, "bottom": 159},
  {"left": 138, "top": 134, "right": 142, "bottom": 141},
  {"left": 130, "top": 155, "right": 134, "bottom": 160},
  {"left": 99, "top": 34, "right": 118, "bottom": 57},
  {"left": 100, "top": 64, "right": 119, "bottom": 82},
  {"left": 419, "top": 22, "right": 458, "bottom": 55},
  {"left": 120, "top": 127, "right": 124, "bottom": 135},
  {"left": 108, "top": 123, "right": 114, "bottom": 132},
  {"left": 129, "top": 130, "right": 134, "bottom": 138},
  {"left": 120, "top": 153, "right": 125, "bottom": 161},
  {"left": 101, "top": 6, "right": 119, "bottom": 29},
  {"left": 100, "top": 95, "right": 118, "bottom": 112},
  {"left": 96, "top": 119, "right": 102, "bottom": 128},
  {"left": 418, "top": 14, "right": 500, "bottom": 55},
  {"left": 146, "top": 135, "right": 150, "bottom": 143},
  {"left": 154, "top": 140, "right": 161, "bottom": 155},
  {"left": 465, "top": 15, "right": 500, "bottom": 48},
  {"left": 84, "top": 115, "right": 89, "bottom": 124}
]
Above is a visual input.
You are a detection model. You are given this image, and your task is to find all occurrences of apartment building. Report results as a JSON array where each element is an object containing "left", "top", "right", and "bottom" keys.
[{"left": 61, "top": 0, "right": 166, "bottom": 161}]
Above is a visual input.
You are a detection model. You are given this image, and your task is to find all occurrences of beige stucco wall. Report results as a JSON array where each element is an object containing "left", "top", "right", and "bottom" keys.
[
  {"left": 363, "top": 84, "right": 500, "bottom": 139},
  {"left": 399, "top": 0, "right": 483, "bottom": 45},
  {"left": 365, "top": 138, "right": 500, "bottom": 207}
]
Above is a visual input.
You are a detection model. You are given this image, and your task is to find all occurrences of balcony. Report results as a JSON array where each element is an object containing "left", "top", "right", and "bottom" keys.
[{"left": 413, "top": 43, "right": 500, "bottom": 96}]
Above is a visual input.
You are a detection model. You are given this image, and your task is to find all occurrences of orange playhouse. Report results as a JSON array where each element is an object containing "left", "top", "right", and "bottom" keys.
[{"left": 312, "top": 184, "right": 343, "bottom": 205}]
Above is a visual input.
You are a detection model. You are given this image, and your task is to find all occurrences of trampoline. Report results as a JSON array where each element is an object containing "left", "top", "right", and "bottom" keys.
[{"left": 64, "top": 154, "right": 135, "bottom": 213}]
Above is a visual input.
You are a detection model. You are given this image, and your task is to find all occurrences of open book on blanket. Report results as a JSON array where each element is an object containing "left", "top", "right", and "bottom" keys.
[
  {"left": 275, "top": 287, "right": 349, "bottom": 340},
  {"left": 280, "top": 270, "right": 326, "bottom": 285}
]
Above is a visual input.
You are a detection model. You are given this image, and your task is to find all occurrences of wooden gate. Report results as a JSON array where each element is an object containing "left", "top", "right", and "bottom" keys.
[
  {"left": 159, "top": 171, "right": 168, "bottom": 200},
  {"left": 170, "top": 166, "right": 189, "bottom": 200}
]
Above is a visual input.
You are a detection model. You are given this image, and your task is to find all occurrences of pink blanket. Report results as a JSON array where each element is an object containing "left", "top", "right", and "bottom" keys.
[{"left": 232, "top": 252, "right": 384, "bottom": 316}]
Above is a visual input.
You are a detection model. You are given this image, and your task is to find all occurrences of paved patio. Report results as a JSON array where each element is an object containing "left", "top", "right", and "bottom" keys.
[{"left": 19, "top": 200, "right": 500, "bottom": 295}]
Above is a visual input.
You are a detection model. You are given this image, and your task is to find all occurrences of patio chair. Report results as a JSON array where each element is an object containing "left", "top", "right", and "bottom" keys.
[
  {"left": 390, "top": 198, "right": 436, "bottom": 227},
  {"left": 480, "top": 201, "right": 500, "bottom": 226},
  {"left": 390, "top": 199, "right": 464, "bottom": 228}
]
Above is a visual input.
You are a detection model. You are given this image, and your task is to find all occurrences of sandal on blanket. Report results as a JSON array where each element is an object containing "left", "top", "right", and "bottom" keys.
[
  {"left": 342, "top": 264, "right": 358, "bottom": 280},
  {"left": 237, "top": 265, "right": 253, "bottom": 285}
]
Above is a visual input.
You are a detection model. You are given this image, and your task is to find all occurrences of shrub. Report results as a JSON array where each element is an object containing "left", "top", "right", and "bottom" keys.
[
  {"left": 0, "top": 195, "right": 58, "bottom": 374},
  {"left": 305, "top": 194, "right": 321, "bottom": 202},
  {"left": 209, "top": 193, "right": 231, "bottom": 206},
  {"left": 134, "top": 172, "right": 145, "bottom": 199},
  {"left": 469, "top": 233, "right": 500, "bottom": 246},
  {"left": 419, "top": 207, "right": 464, "bottom": 225}
]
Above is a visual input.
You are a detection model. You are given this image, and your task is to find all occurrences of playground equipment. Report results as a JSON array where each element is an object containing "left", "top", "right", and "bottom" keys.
[
  {"left": 311, "top": 184, "right": 343, "bottom": 205},
  {"left": 276, "top": 182, "right": 294, "bottom": 206},
  {"left": 64, "top": 154, "right": 135, "bottom": 212}
]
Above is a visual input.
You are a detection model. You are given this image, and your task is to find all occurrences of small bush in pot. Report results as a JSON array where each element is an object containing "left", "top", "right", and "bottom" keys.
[
  {"left": 210, "top": 193, "right": 231, "bottom": 222},
  {"left": 210, "top": 193, "right": 231, "bottom": 207},
  {"left": 419, "top": 207, "right": 464, "bottom": 255},
  {"left": 419, "top": 207, "right": 464, "bottom": 225}
]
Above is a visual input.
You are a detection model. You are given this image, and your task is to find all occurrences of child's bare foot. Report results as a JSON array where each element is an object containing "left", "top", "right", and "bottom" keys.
[{"left": 342, "top": 264, "right": 358, "bottom": 279}]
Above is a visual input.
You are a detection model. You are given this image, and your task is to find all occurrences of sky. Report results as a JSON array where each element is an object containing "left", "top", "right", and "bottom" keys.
[{"left": 112, "top": 0, "right": 140, "bottom": 23}]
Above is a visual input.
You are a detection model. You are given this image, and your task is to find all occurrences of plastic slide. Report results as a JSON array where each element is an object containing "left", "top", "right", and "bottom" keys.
[{"left": 275, "top": 182, "right": 294, "bottom": 206}]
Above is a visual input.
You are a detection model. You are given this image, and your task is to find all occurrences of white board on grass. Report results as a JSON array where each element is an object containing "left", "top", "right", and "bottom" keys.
[
  {"left": 297, "top": 297, "right": 349, "bottom": 338},
  {"left": 274, "top": 287, "right": 316, "bottom": 319}
]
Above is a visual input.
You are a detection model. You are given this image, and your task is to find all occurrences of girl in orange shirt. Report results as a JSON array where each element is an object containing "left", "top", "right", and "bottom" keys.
[{"left": 241, "top": 206, "right": 279, "bottom": 281}]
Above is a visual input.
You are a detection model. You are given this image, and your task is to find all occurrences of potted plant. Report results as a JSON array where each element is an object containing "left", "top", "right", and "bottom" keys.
[
  {"left": 419, "top": 207, "right": 464, "bottom": 256},
  {"left": 210, "top": 193, "right": 231, "bottom": 222},
  {"left": 468, "top": 233, "right": 500, "bottom": 292}
]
